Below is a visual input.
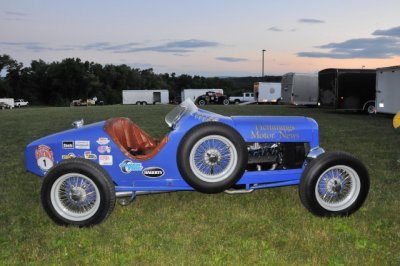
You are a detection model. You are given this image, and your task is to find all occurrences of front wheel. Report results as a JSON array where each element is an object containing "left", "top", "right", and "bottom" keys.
[
  {"left": 299, "top": 151, "right": 369, "bottom": 217},
  {"left": 41, "top": 158, "right": 115, "bottom": 226},
  {"left": 223, "top": 99, "right": 230, "bottom": 105}
]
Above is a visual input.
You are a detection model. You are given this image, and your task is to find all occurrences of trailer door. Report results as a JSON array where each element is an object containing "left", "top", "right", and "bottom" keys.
[
  {"left": 377, "top": 69, "right": 400, "bottom": 114},
  {"left": 281, "top": 74, "right": 293, "bottom": 104},
  {"left": 153, "top": 92, "right": 161, "bottom": 104},
  {"left": 319, "top": 71, "right": 337, "bottom": 108}
]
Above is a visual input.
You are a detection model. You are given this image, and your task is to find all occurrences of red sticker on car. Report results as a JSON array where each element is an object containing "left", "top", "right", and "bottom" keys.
[{"left": 35, "top": 145, "right": 54, "bottom": 171}]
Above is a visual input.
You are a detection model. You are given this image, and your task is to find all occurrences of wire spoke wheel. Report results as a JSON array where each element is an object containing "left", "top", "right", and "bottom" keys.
[
  {"left": 177, "top": 122, "right": 247, "bottom": 193},
  {"left": 189, "top": 135, "right": 237, "bottom": 183},
  {"left": 299, "top": 151, "right": 369, "bottom": 217},
  {"left": 315, "top": 165, "right": 360, "bottom": 211},
  {"left": 51, "top": 173, "right": 101, "bottom": 221}
]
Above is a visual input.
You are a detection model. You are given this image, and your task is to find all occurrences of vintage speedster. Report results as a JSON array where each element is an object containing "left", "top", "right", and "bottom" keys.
[{"left": 25, "top": 99, "right": 369, "bottom": 226}]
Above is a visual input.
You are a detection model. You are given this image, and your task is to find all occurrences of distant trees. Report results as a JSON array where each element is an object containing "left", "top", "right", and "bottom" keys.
[{"left": 0, "top": 54, "right": 281, "bottom": 106}]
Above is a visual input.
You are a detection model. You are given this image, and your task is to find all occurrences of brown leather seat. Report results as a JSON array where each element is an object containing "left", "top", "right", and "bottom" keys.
[{"left": 104, "top": 117, "right": 168, "bottom": 161}]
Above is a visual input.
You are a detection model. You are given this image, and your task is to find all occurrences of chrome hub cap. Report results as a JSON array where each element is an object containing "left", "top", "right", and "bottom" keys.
[
  {"left": 51, "top": 173, "right": 100, "bottom": 221},
  {"left": 189, "top": 135, "right": 238, "bottom": 183},
  {"left": 315, "top": 165, "right": 361, "bottom": 211}
]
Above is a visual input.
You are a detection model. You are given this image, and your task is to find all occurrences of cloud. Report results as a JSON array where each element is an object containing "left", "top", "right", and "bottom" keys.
[
  {"left": 4, "top": 11, "right": 27, "bottom": 16},
  {"left": 215, "top": 57, "right": 248, "bottom": 62},
  {"left": 0, "top": 41, "right": 75, "bottom": 52},
  {"left": 82, "top": 42, "right": 141, "bottom": 52},
  {"left": 0, "top": 39, "right": 220, "bottom": 54},
  {"left": 120, "top": 39, "right": 220, "bottom": 53},
  {"left": 372, "top": 26, "right": 400, "bottom": 37},
  {"left": 298, "top": 18, "right": 325, "bottom": 24},
  {"left": 297, "top": 36, "right": 400, "bottom": 59},
  {"left": 268, "top": 27, "right": 283, "bottom": 32}
]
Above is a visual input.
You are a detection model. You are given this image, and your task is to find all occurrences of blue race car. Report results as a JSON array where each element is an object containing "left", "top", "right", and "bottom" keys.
[{"left": 25, "top": 99, "right": 370, "bottom": 226}]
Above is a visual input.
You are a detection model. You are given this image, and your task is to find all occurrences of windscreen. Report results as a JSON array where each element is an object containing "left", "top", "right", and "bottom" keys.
[{"left": 165, "top": 98, "right": 198, "bottom": 127}]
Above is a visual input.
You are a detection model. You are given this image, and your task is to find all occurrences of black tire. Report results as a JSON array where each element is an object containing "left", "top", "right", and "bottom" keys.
[
  {"left": 198, "top": 99, "right": 206, "bottom": 106},
  {"left": 299, "top": 151, "right": 369, "bottom": 217},
  {"left": 142, "top": 101, "right": 147, "bottom": 105},
  {"left": 365, "top": 103, "right": 376, "bottom": 114},
  {"left": 41, "top": 158, "right": 115, "bottom": 226},
  {"left": 234, "top": 100, "right": 240, "bottom": 105},
  {"left": 177, "top": 122, "right": 248, "bottom": 193},
  {"left": 136, "top": 101, "right": 141, "bottom": 105},
  {"left": 223, "top": 99, "right": 230, "bottom": 105}
]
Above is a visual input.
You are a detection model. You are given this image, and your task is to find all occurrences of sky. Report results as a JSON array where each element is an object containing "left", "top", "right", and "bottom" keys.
[{"left": 1, "top": 0, "right": 400, "bottom": 76}]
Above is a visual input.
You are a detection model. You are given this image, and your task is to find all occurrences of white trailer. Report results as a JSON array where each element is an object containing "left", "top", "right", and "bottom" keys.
[
  {"left": 181, "top": 88, "right": 223, "bottom": 102},
  {"left": 254, "top": 82, "right": 281, "bottom": 103},
  {"left": 122, "top": 90, "right": 169, "bottom": 105},
  {"left": 281, "top": 73, "right": 318, "bottom": 105},
  {"left": 376, "top": 66, "right": 400, "bottom": 114},
  {"left": 0, "top": 98, "right": 14, "bottom": 109}
]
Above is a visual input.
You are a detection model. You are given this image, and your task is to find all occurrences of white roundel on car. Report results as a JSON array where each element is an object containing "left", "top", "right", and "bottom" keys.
[{"left": 37, "top": 156, "right": 54, "bottom": 171}]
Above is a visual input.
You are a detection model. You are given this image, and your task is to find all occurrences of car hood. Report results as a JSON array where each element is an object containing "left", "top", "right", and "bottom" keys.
[{"left": 231, "top": 116, "right": 319, "bottom": 147}]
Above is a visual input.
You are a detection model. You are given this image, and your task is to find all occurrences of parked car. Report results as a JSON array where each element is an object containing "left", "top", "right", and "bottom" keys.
[
  {"left": 25, "top": 99, "right": 370, "bottom": 226},
  {"left": 229, "top": 92, "right": 254, "bottom": 104},
  {"left": 14, "top": 99, "right": 29, "bottom": 107},
  {"left": 70, "top": 98, "right": 96, "bottom": 107},
  {"left": 195, "top": 91, "right": 230, "bottom": 106}
]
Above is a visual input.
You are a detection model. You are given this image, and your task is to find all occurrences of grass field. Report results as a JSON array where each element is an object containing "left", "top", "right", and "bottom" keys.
[{"left": 0, "top": 104, "right": 399, "bottom": 265}]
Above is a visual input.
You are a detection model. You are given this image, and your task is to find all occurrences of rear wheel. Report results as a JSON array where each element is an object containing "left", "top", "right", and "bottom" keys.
[
  {"left": 41, "top": 158, "right": 115, "bottom": 226},
  {"left": 142, "top": 101, "right": 147, "bottom": 105},
  {"left": 223, "top": 99, "right": 230, "bottom": 105},
  {"left": 299, "top": 151, "right": 369, "bottom": 217},
  {"left": 365, "top": 103, "right": 375, "bottom": 114},
  {"left": 198, "top": 99, "right": 206, "bottom": 106},
  {"left": 177, "top": 122, "right": 247, "bottom": 193}
]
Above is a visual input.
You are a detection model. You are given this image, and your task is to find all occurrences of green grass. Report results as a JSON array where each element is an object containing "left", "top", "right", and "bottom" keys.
[{"left": 0, "top": 104, "right": 399, "bottom": 265}]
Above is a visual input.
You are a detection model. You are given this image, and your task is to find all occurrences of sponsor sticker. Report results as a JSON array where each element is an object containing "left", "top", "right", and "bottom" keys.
[
  {"left": 84, "top": 151, "right": 97, "bottom": 160},
  {"left": 97, "top": 145, "right": 111, "bottom": 154},
  {"left": 96, "top": 137, "right": 110, "bottom": 145},
  {"left": 119, "top": 160, "right": 143, "bottom": 173},
  {"left": 35, "top": 145, "right": 54, "bottom": 171},
  {"left": 99, "top": 155, "right": 113, "bottom": 166},
  {"left": 62, "top": 141, "right": 74, "bottom": 149},
  {"left": 142, "top": 167, "right": 165, "bottom": 178},
  {"left": 62, "top": 153, "right": 76, "bottom": 159},
  {"left": 75, "top": 140, "right": 90, "bottom": 149}
]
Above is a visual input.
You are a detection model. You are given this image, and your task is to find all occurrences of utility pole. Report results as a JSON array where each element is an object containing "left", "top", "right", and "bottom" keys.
[{"left": 262, "top": 49, "right": 266, "bottom": 78}]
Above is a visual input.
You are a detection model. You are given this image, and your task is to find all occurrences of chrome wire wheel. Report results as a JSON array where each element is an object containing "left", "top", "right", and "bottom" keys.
[
  {"left": 315, "top": 165, "right": 361, "bottom": 211},
  {"left": 189, "top": 135, "right": 238, "bottom": 183},
  {"left": 51, "top": 173, "right": 100, "bottom": 221}
]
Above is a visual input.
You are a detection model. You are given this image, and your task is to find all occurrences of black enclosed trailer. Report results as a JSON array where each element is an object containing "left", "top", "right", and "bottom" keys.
[{"left": 318, "top": 68, "right": 376, "bottom": 113}]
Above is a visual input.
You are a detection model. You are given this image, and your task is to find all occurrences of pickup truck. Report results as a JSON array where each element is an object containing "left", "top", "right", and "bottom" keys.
[
  {"left": 14, "top": 99, "right": 29, "bottom": 107},
  {"left": 229, "top": 92, "right": 254, "bottom": 104}
]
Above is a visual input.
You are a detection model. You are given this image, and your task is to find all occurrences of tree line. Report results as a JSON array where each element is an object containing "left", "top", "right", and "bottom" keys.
[{"left": 0, "top": 54, "right": 281, "bottom": 106}]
